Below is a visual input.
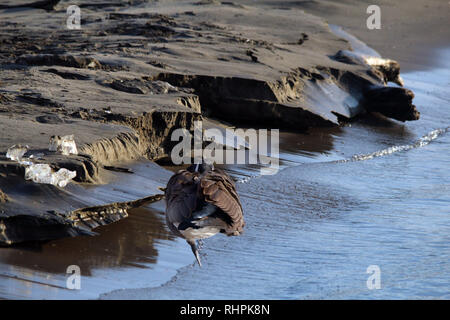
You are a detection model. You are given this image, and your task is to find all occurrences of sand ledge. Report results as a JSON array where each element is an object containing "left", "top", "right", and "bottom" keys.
[{"left": 0, "top": 0, "right": 419, "bottom": 244}]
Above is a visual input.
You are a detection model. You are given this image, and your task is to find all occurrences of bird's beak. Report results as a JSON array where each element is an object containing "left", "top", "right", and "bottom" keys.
[{"left": 188, "top": 240, "right": 202, "bottom": 267}]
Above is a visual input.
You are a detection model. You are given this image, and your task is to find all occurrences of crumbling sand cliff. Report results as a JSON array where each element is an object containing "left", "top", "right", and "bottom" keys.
[{"left": 0, "top": 0, "right": 419, "bottom": 244}]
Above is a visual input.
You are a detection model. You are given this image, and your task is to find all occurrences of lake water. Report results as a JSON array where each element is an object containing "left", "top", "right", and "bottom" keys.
[
  {"left": 1, "top": 46, "right": 448, "bottom": 299},
  {"left": 103, "top": 47, "right": 450, "bottom": 300}
]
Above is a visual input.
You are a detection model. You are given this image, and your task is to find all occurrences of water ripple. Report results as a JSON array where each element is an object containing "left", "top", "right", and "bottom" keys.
[{"left": 345, "top": 127, "right": 450, "bottom": 162}]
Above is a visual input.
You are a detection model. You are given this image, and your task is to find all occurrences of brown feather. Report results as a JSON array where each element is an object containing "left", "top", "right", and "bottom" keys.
[
  {"left": 165, "top": 167, "right": 244, "bottom": 238},
  {"left": 199, "top": 168, "right": 245, "bottom": 236},
  {"left": 165, "top": 170, "right": 199, "bottom": 237}
]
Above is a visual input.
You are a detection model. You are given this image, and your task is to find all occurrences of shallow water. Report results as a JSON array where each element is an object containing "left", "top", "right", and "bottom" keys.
[
  {"left": 0, "top": 162, "right": 194, "bottom": 299},
  {"left": 102, "top": 48, "right": 450, "bottom": 300},
  {"left": 1, "top": 42, "right": 449, "bottom": 299},
  {"left": 0, "top": 205, "right": 195, "bottom": 299}
]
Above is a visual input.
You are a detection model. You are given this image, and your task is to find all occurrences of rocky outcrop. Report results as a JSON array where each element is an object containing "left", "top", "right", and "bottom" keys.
[{"left": 362, "top": 87, "right": 419, "bottom": 122}]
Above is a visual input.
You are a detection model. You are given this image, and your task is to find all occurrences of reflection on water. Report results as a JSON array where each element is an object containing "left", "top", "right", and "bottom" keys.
[
  {"left": 0, "top": 207, "right": 192, "bottom": 299},
  {"left": 102, "top": 49, "right": 450, "bottom": 300},
  {"left": 1, "top": 208, "right": 171, "bottom": 275}
]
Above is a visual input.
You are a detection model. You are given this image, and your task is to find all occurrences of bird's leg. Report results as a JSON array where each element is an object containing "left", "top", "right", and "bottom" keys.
[{"left": 188, "top": 240, "right": 202, "bottom": 267}]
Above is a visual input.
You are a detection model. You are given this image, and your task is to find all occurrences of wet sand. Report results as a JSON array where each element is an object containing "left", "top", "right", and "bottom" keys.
[
  {"left": 0, "top": 0, "right": 449, "bottom": 299},
  {"left": 0, "top": 0, "right": 421, "bottom": 246}
]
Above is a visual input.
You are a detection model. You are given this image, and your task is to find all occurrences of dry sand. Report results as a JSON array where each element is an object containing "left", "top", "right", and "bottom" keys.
[{"left": 240, "top": 0, "right": 450, "bottom": 71}]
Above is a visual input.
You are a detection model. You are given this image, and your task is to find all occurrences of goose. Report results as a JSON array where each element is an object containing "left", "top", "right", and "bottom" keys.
[{"left": 164, "top": 163, "right": 244, "bottom": 266}]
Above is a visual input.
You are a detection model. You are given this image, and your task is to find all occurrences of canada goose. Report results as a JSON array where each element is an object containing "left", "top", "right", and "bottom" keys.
[{"left": 164, "top": 163, "right": 245, "bottom": 266}]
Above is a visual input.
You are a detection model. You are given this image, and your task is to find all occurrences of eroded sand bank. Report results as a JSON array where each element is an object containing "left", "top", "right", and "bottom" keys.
[{"left": 0, "top": 0, "right": 420, "bottom": 244}]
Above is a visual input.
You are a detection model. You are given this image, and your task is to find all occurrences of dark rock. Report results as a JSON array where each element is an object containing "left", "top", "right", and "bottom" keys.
[{"left": 362, "top": 86, "right": 420, "bottom": 121}]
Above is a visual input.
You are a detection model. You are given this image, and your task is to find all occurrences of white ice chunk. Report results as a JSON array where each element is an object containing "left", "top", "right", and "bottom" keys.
[
  {"left": 25, "top": 164, "right": 52, "bottom": 184},
  {"left": 6, "top": 144, "right": 29, "bottom": 161},
  {"left": 49, "top": 135, "right": 78, "bottom": 155},
  {"left": 53, "top": 168, "right": 77, "bottom": 187},
  {"left": 24, "top": 164, "right": 76, "bottom": 188}
]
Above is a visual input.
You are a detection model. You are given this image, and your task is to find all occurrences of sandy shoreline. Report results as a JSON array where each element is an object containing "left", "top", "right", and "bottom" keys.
[
  {"left": 0, "top": 0, "right": 421, "bottom": 245},
  {"left": 0, "top": 0, "right": 448, "bottom": 299}
]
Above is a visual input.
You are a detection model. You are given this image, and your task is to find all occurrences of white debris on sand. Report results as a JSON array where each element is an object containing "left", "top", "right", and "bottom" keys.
[
  {"left": 6, "top": 144, "right": 29, "bottom": 161},
  {"left": 49, "top": 135, "right": 78, "bottom": 155},
  {"left": 6, "top": 142, "right": 77, "bottom": 187},
  {"left": 24, "top": 164, "right": 77, "bottom": 188}
]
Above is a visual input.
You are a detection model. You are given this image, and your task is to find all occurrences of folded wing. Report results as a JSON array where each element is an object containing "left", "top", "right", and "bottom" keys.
[
  {"left": 165, "top": 170, "right": 198, "bottom": 236},
  {"left": 200, "top": 168, "right": 245, "bottom": 236}
]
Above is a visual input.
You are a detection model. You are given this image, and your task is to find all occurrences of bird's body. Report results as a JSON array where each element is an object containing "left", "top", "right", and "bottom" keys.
[{"left": 164, "top": 164, "right": 244, "bottom": 266}]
